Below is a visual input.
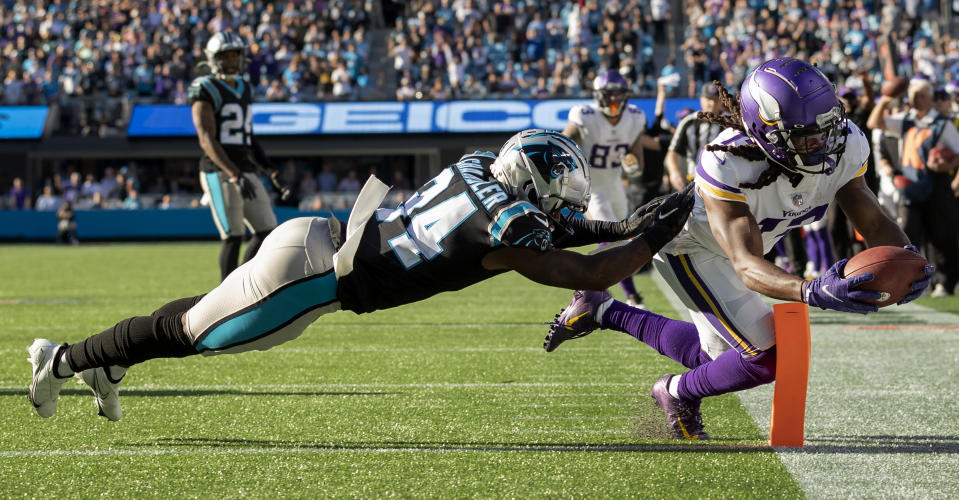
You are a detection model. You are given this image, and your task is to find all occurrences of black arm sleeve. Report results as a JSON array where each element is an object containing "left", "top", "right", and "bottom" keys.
[
  {"left": 250, "top": 136, "right": 274, "bottom": 172},
  {"left": 553, "top": 217, "right": 631, "bottom": 249}
]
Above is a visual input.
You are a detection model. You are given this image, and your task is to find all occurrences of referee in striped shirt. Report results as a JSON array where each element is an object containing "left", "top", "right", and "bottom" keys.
[{"left": 666, "top": 83, "right": 726, "bottom": 191}]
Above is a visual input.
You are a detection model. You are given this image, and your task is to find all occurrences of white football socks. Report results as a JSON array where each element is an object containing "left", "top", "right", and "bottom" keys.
[
  {"left": 55, "top": 351, "right": 74, "bottom": 378},
  {"left": 595, "top": 297, "right": 613, "bottom": 324},
  {"left": 108, "top": 365, "right": 128, "bottom": 381},
  {"left": 668, "top": 374, "right": 682, "bottom": 399}
]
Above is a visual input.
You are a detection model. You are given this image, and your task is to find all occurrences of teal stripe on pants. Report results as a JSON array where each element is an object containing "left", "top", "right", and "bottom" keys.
[
  {"left": 206, "top": 171, "right": 229, "bottom": 235},
  {"left": 195, "top": 271, "right": 338, "bottom": 352}
]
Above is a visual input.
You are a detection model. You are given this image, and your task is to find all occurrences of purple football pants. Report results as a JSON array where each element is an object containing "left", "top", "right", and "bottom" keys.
[{"left": 601, "top": 300, "right": 776, "bottom": 400}]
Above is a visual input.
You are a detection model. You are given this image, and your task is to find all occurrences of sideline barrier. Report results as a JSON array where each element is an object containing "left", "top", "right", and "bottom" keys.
[
  {"left": 769, "top": 302, "right": 811, "bottom": 447},
  {"left": 0, "top": 207, "right": 351, "bottom": 241}
]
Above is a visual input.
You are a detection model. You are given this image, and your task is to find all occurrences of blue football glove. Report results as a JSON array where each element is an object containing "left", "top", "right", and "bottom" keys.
[
  {"left": 802, "top": 259, "right": 881, "bottom": 314},
  {"left": 897, "top": 244, "right": 935, "bottom": 305}
]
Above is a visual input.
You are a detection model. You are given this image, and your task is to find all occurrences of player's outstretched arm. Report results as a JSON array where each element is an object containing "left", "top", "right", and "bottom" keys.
[
  {"left": 485, "top": 240, "right": 655, "bottom": 290},
  {"left": 836, "top": 175, "right": 932, "bottom": 304},
  {"left": 484, "top": 186, "right": 693, "bottom": 290},
  {"left": 557, "top": 184, "right": 694, "bottom": 248},
  {"left": 836, "top": 176, "right": 910, "bottom": 248}
]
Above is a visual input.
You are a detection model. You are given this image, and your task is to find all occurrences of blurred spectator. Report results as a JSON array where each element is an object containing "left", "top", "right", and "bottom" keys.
[
  {"left": 868, "top": 77, "right": 959, "bottom": 297},
  {"left": 298, "top": 171, "right": 318, "bottom": 198},
  {"left": 318, "top": 164, "right": 339, "bottom": 192},
  {"left": 158, "top": 194, "right": 173, "bottom": 210},
  {"left": 8, "top": 177, "right": 31, "bottom": 210},
  {"left": 666, "top": 83, "right": 726, "bottom": 191},
  {"left": 122, "top": 189, "right": 142, "bottom": 210},
  {"left": 80, "top": 174, "right": 102, "bottom": 200},
  {"left": 35, "top": 185, "right": 62, "bottom": 212},
  {"left": 61, "top": 172, "right": 81, "bottom": 204},
  {"left": 337, "top": 170, "right": 362, "bottom": 192},
  {"left": 391, "top": 169, "right": 412, "bottom": 190}
]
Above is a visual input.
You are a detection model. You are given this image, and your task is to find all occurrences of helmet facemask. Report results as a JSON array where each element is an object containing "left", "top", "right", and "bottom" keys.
[
  {"left": 594, "top": 87, "right": 629, "bottom": 118},
  {"left": 773, "top": 106, "right": 848, "bottom": 175},
  {"left": 492, "top": 129, "right": 591, "bottom": 234},
  {"left": 592, "top": 70, "right": 630, "bottom": 118},
  {"left": 205, "top": 32, "right": 247, "bottom": 79},
  {"left": 740, "top": 58, "right": 850, "bottom": 176}
]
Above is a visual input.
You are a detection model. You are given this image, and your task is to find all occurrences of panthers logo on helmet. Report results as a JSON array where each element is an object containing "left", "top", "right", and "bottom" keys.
[
  {"left": 490, "top": 129, "right": 590, "bottom": 235},
  {"left": 205, "top": 31, "right": 247, "bottom": 78}
]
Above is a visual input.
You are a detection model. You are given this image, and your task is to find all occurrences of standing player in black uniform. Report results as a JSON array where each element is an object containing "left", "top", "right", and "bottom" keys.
[
  {"left": 27, "top": 129, "right": 694, "bottom": 422},
  {"left": 191, "top": 31, "right": 284, "bottom": 281}
]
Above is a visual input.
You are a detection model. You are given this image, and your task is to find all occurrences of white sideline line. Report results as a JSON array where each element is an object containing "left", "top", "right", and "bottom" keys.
[
  {"left": 652, "top": 269, "right": 959, "bottom": 499},
  {"left": 0, "top": 382, "right": 639, "bottom": 391}
]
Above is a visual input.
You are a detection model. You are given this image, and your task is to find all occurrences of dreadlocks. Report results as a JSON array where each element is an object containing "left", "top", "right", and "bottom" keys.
[{"left": 696, "top": 80, "right": 803, "bottom": 189}]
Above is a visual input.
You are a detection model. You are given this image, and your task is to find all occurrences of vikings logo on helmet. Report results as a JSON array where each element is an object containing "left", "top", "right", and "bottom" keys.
[
  {"left": 593, "top": 69, "right": 630, "bottom": 118},
  {"left": 739, "top": 58, "right": 848, "bottom": 175}
]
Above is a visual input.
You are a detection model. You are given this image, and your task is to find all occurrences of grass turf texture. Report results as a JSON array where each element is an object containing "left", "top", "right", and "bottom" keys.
[{"left": 4, "top": 243, "right": 802, "bottom": 497}]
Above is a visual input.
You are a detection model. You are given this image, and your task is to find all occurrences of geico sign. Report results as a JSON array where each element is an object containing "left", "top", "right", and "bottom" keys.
[{"left": 251, "top": 100, "right": 589, "bottom": 134}]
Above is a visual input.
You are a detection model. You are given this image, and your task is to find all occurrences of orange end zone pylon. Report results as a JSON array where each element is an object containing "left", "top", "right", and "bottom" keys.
[{"left": 770, "top": 302, "right": 811, "bottom": 447}]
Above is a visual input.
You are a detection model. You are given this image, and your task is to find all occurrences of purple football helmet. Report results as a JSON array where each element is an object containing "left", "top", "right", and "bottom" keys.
[
  {"left": 593, "top": 69, "right": 630, "bottom": 118},
  {"left": 739, "top": 58, "right": 848, "bottom": 174}
]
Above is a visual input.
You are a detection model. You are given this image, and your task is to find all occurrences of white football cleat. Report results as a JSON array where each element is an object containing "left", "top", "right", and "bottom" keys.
[
  {"left": 27, "top": 339, "right": 71, "bottom": 418},
  {"left": 80, "top": 367, "right": 123, "bottom": 421}
]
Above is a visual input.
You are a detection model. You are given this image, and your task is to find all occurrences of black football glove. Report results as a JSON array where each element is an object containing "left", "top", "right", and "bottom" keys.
[
  {"left": 236, "top": 175, "right": 257, "bottom": 200},
  {"left": 269, "top": 174, "right": 292, "bottom": 202},
  {"left": 637, "top": 183, "right": 695, "bottom": 254}
]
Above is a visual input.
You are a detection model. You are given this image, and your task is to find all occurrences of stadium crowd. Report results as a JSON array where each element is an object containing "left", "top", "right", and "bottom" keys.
[
  {"left": 2, "top": 1, "right": 957, "bottom": 110},
  {"left": 0, "top": 0, "right": 376, "bottom": 135}
]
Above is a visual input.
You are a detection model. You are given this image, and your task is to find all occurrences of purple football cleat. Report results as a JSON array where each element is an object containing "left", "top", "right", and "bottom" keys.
[
  {"left": 543, "top": 289, "right": 612, "bottom": 352},
  {"left": 650, "top": 375, "right": 710, "bottom": 440}
]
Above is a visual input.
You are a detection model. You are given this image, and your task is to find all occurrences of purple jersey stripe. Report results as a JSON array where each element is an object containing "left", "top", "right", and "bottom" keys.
[
  {"left": 695, "top": 164, "right": 742, "bottom": 194},
  {"left": 664, "top": 253, "right": 759, "bottom": 357}
]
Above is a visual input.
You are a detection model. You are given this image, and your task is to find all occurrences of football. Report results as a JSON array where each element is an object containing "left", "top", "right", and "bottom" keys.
[
  {"left": 928, "top": 146, "right": 955, "bottom": 172},
  {"left": 843, "top": 246, "right": 928, "bottom": 307},
  {"left": 892, "top": 175, "right": 913, "bottom": 189},
  {"left": 880, "top": 76, "right": 908, "bottom": 97}
]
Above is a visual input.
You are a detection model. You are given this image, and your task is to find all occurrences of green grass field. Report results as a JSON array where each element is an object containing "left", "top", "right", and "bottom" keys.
[{"left": 2, "top": 243, "right": 957, "bottom": 498}]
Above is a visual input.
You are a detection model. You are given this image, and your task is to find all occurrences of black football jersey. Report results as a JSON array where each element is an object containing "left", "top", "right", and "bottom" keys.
[
  {"left": 188, "top": 75, "right": 258, "bottom": 173},
  {"left": 337, "top": 152, "right": 554, "bottom": 313}
]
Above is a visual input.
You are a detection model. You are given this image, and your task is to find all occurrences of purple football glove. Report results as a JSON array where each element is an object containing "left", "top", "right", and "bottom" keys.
[
  {"left": 802, "top": 259, "right": 880, "bottom": 314},
  {"left": 897, "top": 244, "right": 935, "bottom": 305}
]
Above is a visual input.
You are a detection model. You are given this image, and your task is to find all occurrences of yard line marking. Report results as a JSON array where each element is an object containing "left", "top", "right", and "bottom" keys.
[
  {"left": 271, "top": 346, "right": 647, "bottom": 353},
  {"left": 516, "top": 403, "right": 636, "bottom": 407},
  {"left": 513, "top": 416, "right": 633, "bottom": 420},
  {"left": 0, "top": 438, "right": 659, "bottom": 458}
]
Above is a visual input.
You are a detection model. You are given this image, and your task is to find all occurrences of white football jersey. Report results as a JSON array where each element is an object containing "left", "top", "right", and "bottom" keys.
[
  {"left": 568, "top": 103, "right": 646, "bottom": 185},
  {"left": 568, "top": 103, "right": 646, "bottom": 220},
  {"left": 664, "top": 122, "right": 871, "bottom": 257}
]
